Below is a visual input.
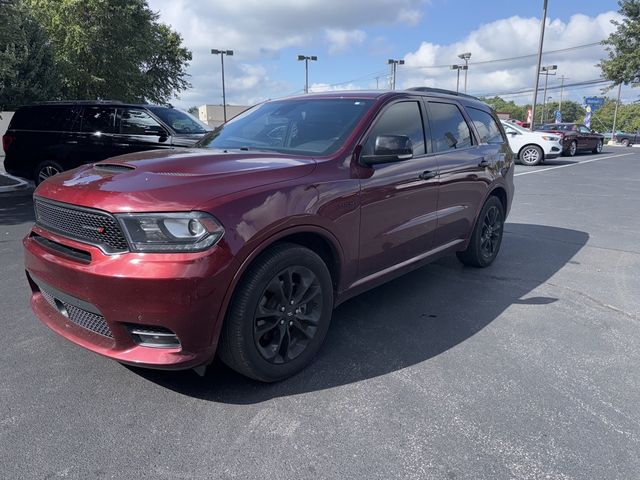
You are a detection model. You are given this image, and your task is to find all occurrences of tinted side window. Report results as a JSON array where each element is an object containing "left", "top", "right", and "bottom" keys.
[
  {"left": 119, "top": 108, "right": 163, "bottom": 135},
  {"left": 81, "top": 107, "right": 116, "bottom": 133},
  {"left": 467, "top": 107, "right": 505, "bottom": 144},
  {"left": 428, "top": 102, "right": 472, "bottom": 153},
  {"left": 363, "top": 101, "right": 426, "bottom": 156},
  {"left": 12, "top": 106, "right": 79, "bottom": 131}
]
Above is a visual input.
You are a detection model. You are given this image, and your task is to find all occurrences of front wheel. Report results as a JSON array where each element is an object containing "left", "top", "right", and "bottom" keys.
[
  {"left": 35, "top": 160, "right": 64, "bottom": 185},
  {"left": 457, "top": 196, "right": 505, "bottom": 268},
  {"left": 218, "top": 243, "right": 333, "bottom": 382},
  {"left": 519, "top": 145, "right": 543, "bottom": 166},
  {"left": 565, "top": 140, "right": 577, "bottom": 157},
  {"left": 621, "top": 138, "right": 630, "bottom": 147},
  {"left": 592, "top": 140, "right": 603, "bottom": 154}
]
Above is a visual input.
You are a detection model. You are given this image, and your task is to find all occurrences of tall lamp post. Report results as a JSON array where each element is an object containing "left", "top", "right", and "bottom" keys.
[
  {"left": 450, "top": 64, "right": 468, "bottom": 92},
  {"left": 211, "top": 49, "right": 234, "bottom": 123},
  {"left": 457, "top": 52, "right": 471, "bottom": 93},
  {"left": 297, "top": 55, "right": 317, "bottom": 94},
  {"left": 387, "top": 59, "right": 405, "bottom": 90},
  {"left": 540, "top": 64, "right": 557, "bottom": 123},
  {"left": 544, "top": 96, "right": 552, "bottom": 123},
  {"left": 530, "top": 0, "right": 548, "bottom": 131}
]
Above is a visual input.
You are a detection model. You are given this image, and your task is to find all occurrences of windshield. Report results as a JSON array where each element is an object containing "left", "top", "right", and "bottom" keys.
[
  {"left": 197, "top": 98, "right": 374, "bottom": 156},
  {"left": 148, "top": 107, "right": 212, "bottom": 134}
]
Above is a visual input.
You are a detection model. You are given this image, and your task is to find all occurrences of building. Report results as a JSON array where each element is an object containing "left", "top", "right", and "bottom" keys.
[{"left": 198, "top": 105, "right": 250, "bottom": 128}]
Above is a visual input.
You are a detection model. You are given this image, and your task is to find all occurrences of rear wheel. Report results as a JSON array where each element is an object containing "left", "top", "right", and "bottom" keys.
[
  {"left": 519, "top": 145, "right": 543, "bottom": 166},
  {"left": 35, "top": 161, "right": 64, "bottom": 185},
  {"left": 457, "top": 196, "right": 505, "bottom": 268},
  {"left": 621, "top": 138, "right": 630, "bottom": 147},
  {"left": 592, "top": 139, "right": 603, "bottom": 154},
  {"left": 218, "top": 243, "right": 333, "bottom": 382}
]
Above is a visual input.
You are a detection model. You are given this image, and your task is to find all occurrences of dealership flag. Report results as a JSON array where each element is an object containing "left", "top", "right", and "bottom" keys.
[
  {"left": 554, "top": 109, "right": 562, "bottom": 123},
  {"left": 584, "top": 105, "right": 592, "bottom": 128}
]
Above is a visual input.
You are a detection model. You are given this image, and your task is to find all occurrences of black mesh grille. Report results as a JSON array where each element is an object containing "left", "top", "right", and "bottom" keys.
[
  {"left": 34, "top": 198, "right": 128, "bottom": 253},
  {"left": 40, "top": 288, "right": 113, "bottom": 338}
]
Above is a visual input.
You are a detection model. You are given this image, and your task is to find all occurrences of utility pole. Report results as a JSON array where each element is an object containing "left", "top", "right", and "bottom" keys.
[
  {"left": 530, "top": 0, "right": 548, "bottom": 130},
  {"left": 540, "top": 64, "right": 557, "bottom": 123},
  {"left": 387, "top": 59, "right": 404, "bottom": 90},
  {"left": 457, "top": 52, "right": 471, "bottom": 93},
  {"left": 611, "top": 82, "right": 622, "bottom": 142},
  {"left": 297, "top": 55, "right": 318, "bottom": 94},
  {"left": 211, "top": 49, "right": 234, "bottom": 123}
]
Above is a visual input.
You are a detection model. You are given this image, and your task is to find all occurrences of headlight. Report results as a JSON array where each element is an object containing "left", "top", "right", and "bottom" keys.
[
  {"left": 541, "top": 136, "right": 560, "bottom": 141},
  {"left": 115, "top": 212, "right": 224, "bottom": 252}
]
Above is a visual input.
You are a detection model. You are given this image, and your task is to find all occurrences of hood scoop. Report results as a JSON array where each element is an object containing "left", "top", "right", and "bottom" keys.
[{"left": 94, "top": 163, "right": 136, "bottom": 173}]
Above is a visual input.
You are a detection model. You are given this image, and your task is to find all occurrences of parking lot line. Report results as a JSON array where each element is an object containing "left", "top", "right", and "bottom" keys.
[{"left": 514, "top": 152, "right": 635, "bottom": 177}]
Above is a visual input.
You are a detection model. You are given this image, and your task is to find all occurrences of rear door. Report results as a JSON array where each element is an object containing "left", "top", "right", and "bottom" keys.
[
  {"left": 358, "top": 99, "right": 440, "bottom": 279},
  {"left": 71, "top": 106, "right": 118, "bottom": 165},
  {"left": 426, "top": 100, "right": 494, "bottom": 247}
]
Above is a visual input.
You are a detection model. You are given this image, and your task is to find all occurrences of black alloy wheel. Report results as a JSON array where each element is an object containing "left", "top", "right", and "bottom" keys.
[
  {"left": 593, "top": 140, "right": 603, "bottom": 154},
  {"left": 253, "top": 266, "right": 322, "bottom": 364},
  {"left": 567, "top": 140, "right": 577, "bottom": 157},
  {"left": 456, "top": 195, "right": 505, "bottom": 268},
  {"left": 218, "top": 243, "right": 333, "bottom": 382}
]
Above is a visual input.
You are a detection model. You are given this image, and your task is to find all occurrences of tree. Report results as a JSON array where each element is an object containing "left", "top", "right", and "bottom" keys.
[
  {"left": 541, "top": 100, "right": 585, "bottom": 123},
  {"left": 480, "top": 96, "right": 528, "bottom": 120},
  {"left": 187, "top": 106, "right": 199, "bottom": 116},
  {"left": 601, "top": 0, "right": 640, "bottom": 87},
  {"left": 0, "top": 0, "right": 61, "bottom": 108},
  {"left": 591, "top": 99, "right": 640, "bottom": 132},
  {"left": 25, "top": 0, "right": 192, "bottom": 104}
]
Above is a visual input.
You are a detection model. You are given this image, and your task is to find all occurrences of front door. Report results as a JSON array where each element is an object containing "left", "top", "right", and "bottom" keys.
[
  {"left": 113, "top": 107, "right": 173, "bottom": 156},
  {"left": 358, "top": 100, "right": 440, "bottom": 279}
]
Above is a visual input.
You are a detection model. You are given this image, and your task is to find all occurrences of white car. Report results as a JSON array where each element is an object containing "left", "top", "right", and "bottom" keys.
[{"left": 501, "top": 121, "right": 563, "bottom": 166}]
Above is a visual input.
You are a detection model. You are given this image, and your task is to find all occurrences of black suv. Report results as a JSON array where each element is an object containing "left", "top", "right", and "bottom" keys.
[{"left": 2, "top": 101, "right": 212, "bottom": 183}]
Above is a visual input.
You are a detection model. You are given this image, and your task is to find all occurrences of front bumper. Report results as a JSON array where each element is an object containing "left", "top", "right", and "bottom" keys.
[{"left": 24, "top": 226, "right": 237, "bottom": 370}]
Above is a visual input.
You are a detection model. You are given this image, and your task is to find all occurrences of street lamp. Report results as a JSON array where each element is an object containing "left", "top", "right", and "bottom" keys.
[
  {"left": 540, "top": 64, "right": 557, "bottom": 123},
  {"left": 450, "top": 64, "right": 468, "bottom": 93},
  {"left": 544, "top": 96, "right": 553, "bottom": 123},
  {"left": 457, "top": 52, "right": 471, "bottom": 93},
  {"left": 211, "top": 49, "right": 234, "bottom": 123},
  {"left": 387, "top": 59, "right": 405, "bottom": 90},
  {"left": 530, "top": 0, "right": 548, "bottom": 131},
  {"left": 297, "top": 55, "right": 317, "bottom": 94}
]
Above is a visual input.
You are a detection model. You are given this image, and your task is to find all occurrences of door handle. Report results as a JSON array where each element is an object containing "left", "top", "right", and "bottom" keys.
[
  {"left": 478, "top": 158, "right": 490, "bottom": 167},
  {"left": 419, "top": 170, "right": 438, "bottom": 180}
]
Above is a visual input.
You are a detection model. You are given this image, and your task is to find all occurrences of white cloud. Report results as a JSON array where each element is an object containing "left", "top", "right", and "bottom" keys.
[
  {"left": 325, "top": 29, "right": 366, "bottom": 54},
  {"left": 400, "top": 12, "right": 623, "bottom": 104}
]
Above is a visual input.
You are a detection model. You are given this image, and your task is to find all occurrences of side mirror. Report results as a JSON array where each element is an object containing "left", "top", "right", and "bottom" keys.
[
  {"left": 362, "top": 135, "right": 413, "bottom": 165},
  {"left": 507, "top": 130, "right": 518, "bottom": 136}
]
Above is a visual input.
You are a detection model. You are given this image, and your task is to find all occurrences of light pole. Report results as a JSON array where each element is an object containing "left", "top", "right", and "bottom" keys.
[
  {"left": 611, "top": 82, "right": 622, "bottom": 142},
  {"left": 544, "top": 96, "right": 552, "bottom": 123},
  {"left": 450, "top": 64, "right": 468, "bottom": 93},
  {"left": 211, "top": 49, "right": 234, "bottom": 123},
  {"left": 297, "top": 55, "right": 317, "bottom": 94},
  {"left": 387, "top": 59, "right": 405, "bottom": 90},
  {"left": 457, "top": 52, "right": 471, "bottom": 93},
  {"left": 540, "top": 64, "right": 557, "bottom": 123},
  {"left": 558, "top": 75, "right": 568, "bottom": 119},
  {"left": 530, "top": 0, "right": 548, "bottom": 131}
]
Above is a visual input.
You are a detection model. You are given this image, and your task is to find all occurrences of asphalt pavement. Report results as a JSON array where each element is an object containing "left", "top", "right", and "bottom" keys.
[{"left": 1, "top": 147, "right": 639, "bottom": 479}]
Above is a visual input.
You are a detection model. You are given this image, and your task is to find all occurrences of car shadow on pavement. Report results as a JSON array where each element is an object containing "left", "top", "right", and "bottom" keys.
[
  {"left": 0, "top": 194, "right": 34, "bottom": 225},
  {"left": 132, "top": 223, "right": 589, "bottom": 403}
]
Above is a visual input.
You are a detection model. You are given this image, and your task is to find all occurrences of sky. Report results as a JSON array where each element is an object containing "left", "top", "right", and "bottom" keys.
[{"left": 146, "top": 0, "right": 633, "bottom": 109}]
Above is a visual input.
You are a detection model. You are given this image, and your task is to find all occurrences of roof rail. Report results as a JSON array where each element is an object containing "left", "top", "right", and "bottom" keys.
[
  {"left": 406, "top": 87, "right": 478, "bottom": 100},
  {"left": 38, "top": 100, "right": 126, "bottom": 105}
]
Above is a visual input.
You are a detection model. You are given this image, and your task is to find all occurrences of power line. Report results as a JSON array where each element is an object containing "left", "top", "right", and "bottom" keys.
[
  {"left": 478, "top": 78, "right": 612, "bottom": 99},
  {"left": 403, "top": 42, "right": 603, "bottom": 70}
]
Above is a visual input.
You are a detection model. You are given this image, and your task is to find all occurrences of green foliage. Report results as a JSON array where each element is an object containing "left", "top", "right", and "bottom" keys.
[
  {"left": 601, "top": 0, "right": 640, "bottom": 86},
  {"left": 187, "top": 106, "right": 199, "bottom": 116},
  {"left": 591, "top": 99, "right": 640, "bottom": 132},
  {"left": 0, "top": 0, "right": 61, "bottom": 108},
  {"left": 540, "top": 100, "right": 585, "bottom": 124},
  {"left": 2, "top": 0, "right": 192, "bottom": 106},
  {"left": 479, "top": 96, "right": 528, "bottom": 120}
]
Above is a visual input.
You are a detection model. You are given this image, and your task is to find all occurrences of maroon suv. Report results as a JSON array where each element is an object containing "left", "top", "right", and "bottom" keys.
[{"left": 24, "top": 89, "right": 514, "bottom": 381}]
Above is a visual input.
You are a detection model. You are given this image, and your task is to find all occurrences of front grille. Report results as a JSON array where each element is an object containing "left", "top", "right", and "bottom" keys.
[
  {"left": 34, "top": 198, "right": 128, "bottom": 254},
  {"left": 40, "top": 288, "right": 113, "bottom": 338}
]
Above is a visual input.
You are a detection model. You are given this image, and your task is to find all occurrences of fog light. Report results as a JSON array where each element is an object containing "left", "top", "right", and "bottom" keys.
[{"left": 129, "top": 327, "right": 180, "bottom": 348}]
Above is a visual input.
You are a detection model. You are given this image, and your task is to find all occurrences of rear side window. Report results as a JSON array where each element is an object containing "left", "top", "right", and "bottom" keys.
[
  {"left": 466, "top": 107, "right": 505, "bottom": 144},
  {"left": 11, "top": 106, "right": 79, "bottom": 132},
  {"left": 80, "top": 107, "right": 116, "bottom": 133},
  {"left": 428, "top": 102, "right": 472, "bottom": 153},
  {"left": 363, "top": 101, "right": 426, "bottom": 156}
]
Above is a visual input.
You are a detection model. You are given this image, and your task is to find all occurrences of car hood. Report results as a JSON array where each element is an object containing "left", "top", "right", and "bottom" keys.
[{"left": 35, "top": 148, "right": 317, "bottom": 213}]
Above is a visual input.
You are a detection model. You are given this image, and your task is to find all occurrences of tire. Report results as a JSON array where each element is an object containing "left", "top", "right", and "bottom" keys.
[
  {"left": 456, "top": 196, "right": 505, "bottom": 268},
  {"left": 35, "top": 161, "right": 64, "bottom": 185},
  {"left": 592, "top": 139, "right": 603, "bottom": 154},
  {"left": 621, "top": 138, "right": 630, "bottom": 147},
  {"left": 566, "top": 140, "right": 577, "bottom": 157},
  {"left": 519, "top": 145, "right": 543, "bottom": 166},
  {"left": 218, "top": 243, "right": 334, "bottom": 382}
]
